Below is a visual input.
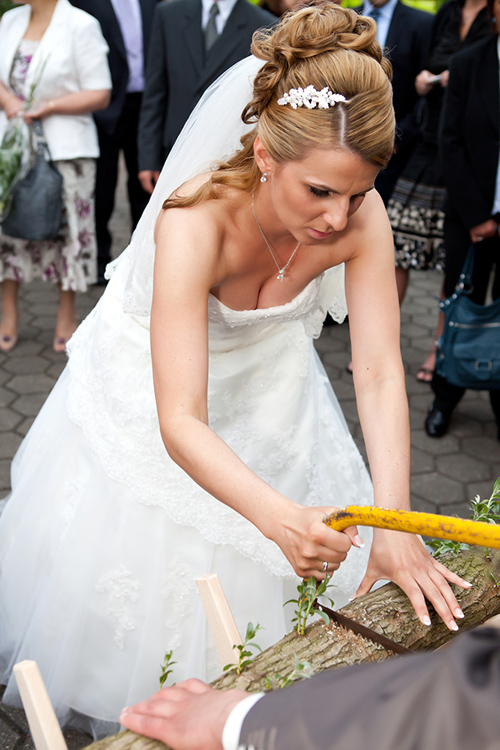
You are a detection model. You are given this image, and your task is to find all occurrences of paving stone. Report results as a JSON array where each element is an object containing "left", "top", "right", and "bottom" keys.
[
  {"left": 27, "top": 302, "right": 59, "bottom": 317},
  {"left": 3, "top": 356, "right": 51, "bottom": 375},
  {"left": 438, "top": 501, "right": 475, "bottom": 519},
  {"left": 408, "top": 393, "right": 434, "bottom": 414},
  {"left": 461, "top": 436, "right": 500, "bottom": 464},
  {"left": 436, "top": 453, "right": 492, "bottom": 484},
  {"left": 15, "top": 417, "right": 35, "bottom": 439},
  {"left": 1, "top": 340, "right": 45, "bottom": 358},
  {"left": 0, "top": 459, "right": 12, "bottom": 492},
  {"left": 447, "top": 413, "right": 484, "bottom": 439},
  {"left": 11, "top": 393, "right": 48, "bottom": 417},
  {"left": 0, "top": 408, "right": 22, "bottom": 432},
  {"left": 410, "top": 473, "right": 464, "bottom": 506},
  {"left": 0, "top": 433, "right": 22, "bottom": 460},
  {"left": 0, "top": 386, "right": 16, "bottom": 408},
  {"left": 408, "top": 495, "right": 437, "bottom": 514},
  {"left": 410, "top": 446, "right": 434, "bottom": 474},
  {"left": 7, "top": 374, "right": 56, "bottom": 395},
  {"left": 46, "top": 361, "right": 67, "bottom": 379},
  {"left": 411, "top": 429, "right": 460, "bottom": 454},
  {"left": 466, "top": 479, "right": 499, "bottom": 501},
  {"left": 400, "top": 345, "right": 430, "bottom": 365}
]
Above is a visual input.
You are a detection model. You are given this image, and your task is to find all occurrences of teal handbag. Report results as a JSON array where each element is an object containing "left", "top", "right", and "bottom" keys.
[{"left": 435, "top": 246, "right": 500, "bottom": 390}]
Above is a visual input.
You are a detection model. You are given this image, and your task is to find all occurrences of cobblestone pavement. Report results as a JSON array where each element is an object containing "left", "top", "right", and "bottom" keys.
[{"left": 0, "top": 172, "right": 499, "bottom": 748}]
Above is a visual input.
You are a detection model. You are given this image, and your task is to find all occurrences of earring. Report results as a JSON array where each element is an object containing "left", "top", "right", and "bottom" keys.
[{"left": 260, "top": 172, "right": 268, "bottom": 183}]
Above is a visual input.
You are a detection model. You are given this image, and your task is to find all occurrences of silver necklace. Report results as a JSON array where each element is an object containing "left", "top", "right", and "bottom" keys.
[{"left": 251, "top": 192, "right": 300, "bottom": 282}]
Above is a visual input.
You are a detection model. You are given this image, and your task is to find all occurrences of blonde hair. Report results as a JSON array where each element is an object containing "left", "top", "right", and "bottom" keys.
[{"left": 164, "top": 2, "right": 394, "bottom": 210}]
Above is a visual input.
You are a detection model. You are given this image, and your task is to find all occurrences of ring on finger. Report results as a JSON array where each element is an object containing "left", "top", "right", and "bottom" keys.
[{"left": 322, "top": 561, "right": 328, "bottom": 573}]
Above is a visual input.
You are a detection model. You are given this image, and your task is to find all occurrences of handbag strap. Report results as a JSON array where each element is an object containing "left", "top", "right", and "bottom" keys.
[
  {"left": 31, "top": 118, "right": 54, "bottom": 161},
  {"left": 455, "top": 244, "right": 475, "bottom": 294}
]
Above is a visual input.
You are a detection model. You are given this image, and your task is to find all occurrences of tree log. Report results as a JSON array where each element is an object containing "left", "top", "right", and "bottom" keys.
[{"left": 86, "top": 548, "right": 500, "bottom": 750}]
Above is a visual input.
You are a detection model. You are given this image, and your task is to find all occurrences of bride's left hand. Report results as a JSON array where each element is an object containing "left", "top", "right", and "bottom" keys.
[{"left": 352, "top": 528, "right": 472, "bottom": 631}]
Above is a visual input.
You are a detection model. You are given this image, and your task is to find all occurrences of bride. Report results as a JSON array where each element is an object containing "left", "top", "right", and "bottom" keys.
[{"left": 0, "top": 3, "right": 469, "bottom": 739}]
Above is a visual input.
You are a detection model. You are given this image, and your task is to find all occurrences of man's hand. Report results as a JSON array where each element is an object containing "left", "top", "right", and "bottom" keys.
[
  {"left": 470, "top": 218, "right": 498, "bottom": 244},
  {"left": 139, "top": 169, "right": 161, "bottom": 194},
  {"left": 120, "top": 679, "right": 248, "bottom": 750}
]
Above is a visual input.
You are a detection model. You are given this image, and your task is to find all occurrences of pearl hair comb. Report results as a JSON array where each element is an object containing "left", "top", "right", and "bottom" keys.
[{"left": 277, "top": 86, "right": 348, "bottom": 110}]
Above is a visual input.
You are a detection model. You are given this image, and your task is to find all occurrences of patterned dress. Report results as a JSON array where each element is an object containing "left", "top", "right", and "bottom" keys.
[{"left": 0, "top": 39, "right": 97, "bottom": 291}]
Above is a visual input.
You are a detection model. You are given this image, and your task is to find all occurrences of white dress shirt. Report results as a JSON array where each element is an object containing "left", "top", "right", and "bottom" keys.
[
  {"left": 202, "top": 0, "right": 239, "bottom": 35},
  {"left": 109, "top": 0, "right": 144, "bottom": 92},
  {"left": 222, "top": 693, "right": 264, "bottom": 750},
  {"left": 362, "top": 0, "right": 399, "bottom": 50}
]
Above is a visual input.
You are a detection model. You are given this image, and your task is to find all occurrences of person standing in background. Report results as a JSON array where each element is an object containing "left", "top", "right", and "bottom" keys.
[
  {"left": 0, "top": 0, "right": 111, "bottom": 350},
  {"left": 344, "top": 0, "right": 432, "bottom": 366},
  {"left": 137, "top": 0, "right": 275, "bottom": 195},
  {"left": 360, "top": 0, "right": 433, "bottom": 205},
  {"left": 425, "top": 0, "right": 500, "bottom": 438},
  {"left": 70, "top": 0, "right": 159, "bottom": 284}
]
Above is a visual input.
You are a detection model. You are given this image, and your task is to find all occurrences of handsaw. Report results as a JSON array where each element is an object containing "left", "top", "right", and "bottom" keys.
[
  {"left": 313, "top": 506, "right": 500, "bottom": 652},
  {"left": 324, "top": 506, "right": 500, "bottom": 549}
]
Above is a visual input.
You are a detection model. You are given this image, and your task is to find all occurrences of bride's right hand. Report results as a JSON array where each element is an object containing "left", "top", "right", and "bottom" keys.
[{"left": 270, "top": 504, "right": 364, "bottom": 580}]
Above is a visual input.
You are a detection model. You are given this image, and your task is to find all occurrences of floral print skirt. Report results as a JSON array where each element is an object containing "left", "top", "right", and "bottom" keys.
[
  {"left": 387, "top": 141, "right": 446, "bottom": 272},
  {"left": 0, "top": 158, "right": 96, "bottom": 292}
]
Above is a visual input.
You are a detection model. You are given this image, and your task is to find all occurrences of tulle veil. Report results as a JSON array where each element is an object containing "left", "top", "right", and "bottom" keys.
[{"left": 112, "top": 54, "right": 264, "bottom": 317}]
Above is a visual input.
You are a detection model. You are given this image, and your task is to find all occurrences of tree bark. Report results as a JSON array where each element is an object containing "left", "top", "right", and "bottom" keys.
[{"left": 86, "top": 548, "right": 500, "bottom": 750}]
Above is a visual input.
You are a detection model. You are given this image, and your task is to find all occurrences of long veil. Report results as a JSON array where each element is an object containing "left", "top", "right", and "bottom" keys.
[{"left": 109, "top": 55, "right": 264, "bottom": 317}]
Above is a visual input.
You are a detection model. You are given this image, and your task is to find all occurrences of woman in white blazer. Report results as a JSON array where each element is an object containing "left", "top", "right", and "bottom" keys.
[{"left": 0, "top": 0, "right": 111, "bottom": 352}]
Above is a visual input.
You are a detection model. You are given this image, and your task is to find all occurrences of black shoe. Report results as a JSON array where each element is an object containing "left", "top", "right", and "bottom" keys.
[{"left": 425, "top": 402, "right": 451, "bottom": 438}]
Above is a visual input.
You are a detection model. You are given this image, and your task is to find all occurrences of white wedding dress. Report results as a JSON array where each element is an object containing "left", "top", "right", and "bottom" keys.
[{"left": 0, "top": 57, "right": 373, "bottom": 740}]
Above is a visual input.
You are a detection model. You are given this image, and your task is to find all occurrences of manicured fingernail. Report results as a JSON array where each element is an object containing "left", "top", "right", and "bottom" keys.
[
  {"left": 120, "top": 707, "right": 130, "bottom": 718},
  {"left": 422, "top": 615, "right": 431, "bottom": 626},
  {"left": 462, "top": 581, "right": 472, "bottom": 589},
  {"left": 454, "top": 608, "right": 464, "bottom": 619},
  {"left": 349, "top": 595, "right": 356, "bottom": 601},
  {"left": 353, "top": 534, "right": 365, "bottom": 548},
  {"left": 449, "top": 621, "right": 459, "bottom": 631}
]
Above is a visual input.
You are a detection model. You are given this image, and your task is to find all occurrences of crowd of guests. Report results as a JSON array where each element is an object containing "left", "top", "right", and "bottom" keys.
[{"left": 0, "top": 0, "right": 498, "bottom": 411}]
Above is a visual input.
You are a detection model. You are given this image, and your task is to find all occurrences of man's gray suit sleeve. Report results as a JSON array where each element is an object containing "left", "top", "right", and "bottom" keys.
[
  {"left": 138, "top": 3, "right": 169, "bottom": 172},
  {"left": 237, "top": 629, "right": 500, "bottom": 750}
]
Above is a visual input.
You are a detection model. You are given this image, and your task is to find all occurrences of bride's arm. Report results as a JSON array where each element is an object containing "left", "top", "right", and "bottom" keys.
[
  {"left": 344, "top": 192, "right": 470, "bottom": 630},
  {"left": 150, "top": 205, "right": 359, "bottom": 578}
]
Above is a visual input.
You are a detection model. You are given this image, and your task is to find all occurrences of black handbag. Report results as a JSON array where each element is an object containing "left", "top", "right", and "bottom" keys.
[
  {"left": 1, "top": 119, "right": 63, "bottom": 241},
  {"left": 435, "top": 245, "right": 500, "bottom": 390}
]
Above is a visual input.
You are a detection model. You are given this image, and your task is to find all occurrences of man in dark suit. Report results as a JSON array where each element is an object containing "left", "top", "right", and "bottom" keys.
[
  {"left": 137, "top": 0, "right": 274, "bottom": 194},
  {"left": 71, "top": 0, "right": 159, "bottom": 283},
  {"left": 359, "top": 0, "right": 433, "bottom": 204},
  {"left": 426, "top": 28, "right": 500, "bottom": 438},
  {"left": 120, "top": 627, "right": 500, "bottom": 750}
]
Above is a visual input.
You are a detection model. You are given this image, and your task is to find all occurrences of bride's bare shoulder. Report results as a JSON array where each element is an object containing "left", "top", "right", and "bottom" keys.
[{"left": 155, "top": 175, "right": 244, "bottom": 242}]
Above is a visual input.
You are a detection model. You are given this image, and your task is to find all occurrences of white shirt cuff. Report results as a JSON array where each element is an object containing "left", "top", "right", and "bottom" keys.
[{"left": 222, "top": 693, "right": 265, "bottom": 750}]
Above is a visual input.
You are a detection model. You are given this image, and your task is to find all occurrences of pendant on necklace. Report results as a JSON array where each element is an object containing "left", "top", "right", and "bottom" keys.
[{"left": 277, "top": 271, "right": 285, "bottom": 282}]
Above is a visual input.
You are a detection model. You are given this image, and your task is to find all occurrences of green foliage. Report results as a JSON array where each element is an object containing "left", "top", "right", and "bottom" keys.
[
  {"left": 265, "top": 654, "right": 314, "bottom": 690},
  {"left": 285, "top": 575, "right": 335, "bottom": 636},
  {"left": 0, "top": 2, "right": 15, "bottom": 17},
  {"left": 223, "top": 622, "right": 263, "bottom": 676},
  {"left": 429, "top": 478, "right": 500, "bottom": 558},
  {"left": 159, "top": 650, "right": 176, "bottom": 688}
]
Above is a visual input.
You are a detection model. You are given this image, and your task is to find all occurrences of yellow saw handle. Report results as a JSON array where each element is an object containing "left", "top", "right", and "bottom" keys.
[{"left": 324, "top": 506, "right": 500, "bottom": 549}]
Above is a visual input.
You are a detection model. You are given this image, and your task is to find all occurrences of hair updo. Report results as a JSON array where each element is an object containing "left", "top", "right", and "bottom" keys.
[{"left": 164, "top": 2, "right": 394, "bottom": 210}]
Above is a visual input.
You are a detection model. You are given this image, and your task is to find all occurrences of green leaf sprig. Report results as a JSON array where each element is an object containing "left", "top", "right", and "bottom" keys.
[
  {"left": 285, "top": 575, "right": 335, "bottom": 636},
  {"left": 429, "top": 477, "right": 500, "bottom": 559},
  {"left": 159, "top": 650, "right": 176, "bottom": 688},
  {"left": 223, "top": 622, "right": 263, "bottom": 675}
]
